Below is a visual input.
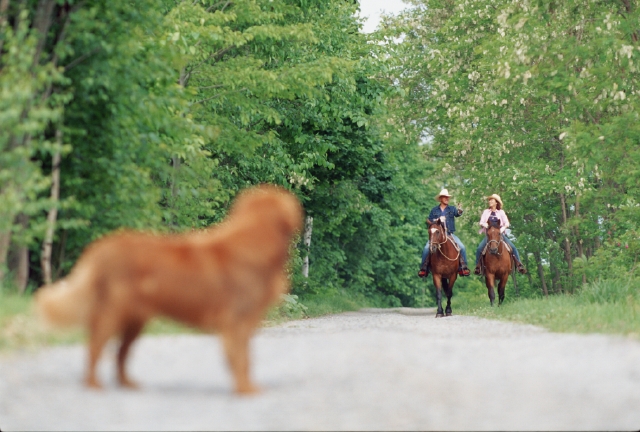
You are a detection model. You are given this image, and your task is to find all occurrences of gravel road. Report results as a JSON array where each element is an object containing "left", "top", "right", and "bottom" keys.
[{"left": 1, "top": 308, "right": 640, "bottom": 431}]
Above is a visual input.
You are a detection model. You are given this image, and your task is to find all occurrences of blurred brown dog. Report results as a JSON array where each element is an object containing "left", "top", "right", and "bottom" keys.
[{"left": 36, "top": 184, "right": 303, "bottom": 394}]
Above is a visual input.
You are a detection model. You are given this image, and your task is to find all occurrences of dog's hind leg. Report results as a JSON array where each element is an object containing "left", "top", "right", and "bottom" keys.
[
  {"left": 221, "top": 322, "right": 259, "bottom": 395},
  {"left": 117, "top": 319, "right": 145, "bottom": 389},
  {"left": 86, "top": 311, "right": 120, "bottom": 389}
]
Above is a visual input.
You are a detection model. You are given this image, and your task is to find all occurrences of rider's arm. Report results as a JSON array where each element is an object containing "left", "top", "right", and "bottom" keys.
[
  {"left": 499, "top": 210, "right": 511, "bottom": 232},
  {"left": 479, "top": 209, "right": 489, "bottom": 228},
  {"left": 454, "top": 206, "right": 463, "bottom": 217},
  {"left": 428, "top": 206, "right": 438, "bottom": 222}
]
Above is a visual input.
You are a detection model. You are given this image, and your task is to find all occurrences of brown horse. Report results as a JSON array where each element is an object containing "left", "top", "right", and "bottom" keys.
[
  {"left": 481, "top": 220, "right": 513, "bottom": 306},
  {"left": 426, "top": 219, "right": 459, "bottom": 317}
]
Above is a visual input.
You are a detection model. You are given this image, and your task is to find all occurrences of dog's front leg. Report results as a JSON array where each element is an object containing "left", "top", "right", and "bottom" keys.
[{"left": 221, "top": 324, "right": 259, "bottom": 395}]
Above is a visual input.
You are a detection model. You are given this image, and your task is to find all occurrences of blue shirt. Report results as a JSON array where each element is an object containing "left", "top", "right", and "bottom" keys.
[{"left": 428, "top": 205, "right": 463, "bottom": 233}]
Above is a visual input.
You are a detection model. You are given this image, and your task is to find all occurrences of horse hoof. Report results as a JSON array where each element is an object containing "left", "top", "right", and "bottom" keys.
[
  {"left": 445, "top": 312, "right": 452, "bottom": 317},
  {"left": 436, "top": 313, "right": 445, "bottom": 318}
]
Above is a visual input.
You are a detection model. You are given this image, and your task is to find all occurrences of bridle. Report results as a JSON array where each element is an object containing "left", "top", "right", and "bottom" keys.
[
  {"left": 486, "top": 225, "right": 504, "bottom": 256},
  {"left": 430, "top": 223, "right": 460, "bottom": 262}
]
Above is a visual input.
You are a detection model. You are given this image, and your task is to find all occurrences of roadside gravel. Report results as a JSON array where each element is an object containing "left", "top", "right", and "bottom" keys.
[{"left": 1, "top": 308, "right": 639, "bottom": 431}]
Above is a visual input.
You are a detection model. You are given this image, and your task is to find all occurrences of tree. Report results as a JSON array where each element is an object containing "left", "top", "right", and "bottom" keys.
[{"left": 382, "top": 0, "right": 640, "bottom": 293}]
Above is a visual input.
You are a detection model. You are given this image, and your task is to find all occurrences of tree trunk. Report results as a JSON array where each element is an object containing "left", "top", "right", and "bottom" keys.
[
  {"left": 573, "top": 196, "right": 586, "bottom": 286},
  {"left": 523, "top": 251, "right": 534, "bottom": 288},
  {"left": 0, "top": 0, "right": 10, "bottom": 55},
  {"left": 559, "top": 193, "right": 573, "bottom": 274},
  {"left": 171, "top": 156, "right": 180, "bottom": 198},
  {"left": 12, "top": 214, "right": 29, "bottom": 293},
  {"left": 54, "top": 229, "right": 68, "bottom": 279},
  {"left": 41, "top": 129, "right": 62, "bottom": 285},
  {"left": 301, "top": 216, "right": 313, "bottom": 278},
  {"left": 549, "top": 258, "right": 561, "bottom": 294},
  {"left": 533, "top": 251, "right": 548, "bottom": 298},
  {"left": 32, "top": 0, "right": 57, "bottom": 68},
  {"left": 0, "top": 231, "right": 11, "bottom": 283}
]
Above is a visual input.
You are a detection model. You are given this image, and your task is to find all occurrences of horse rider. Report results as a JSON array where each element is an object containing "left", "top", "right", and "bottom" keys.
[
  {"left": 418, "top": 188, "right": 471, "bottom": 278},
  {"left": 473, "top": 194, "right": 526, "bottom": 275}
]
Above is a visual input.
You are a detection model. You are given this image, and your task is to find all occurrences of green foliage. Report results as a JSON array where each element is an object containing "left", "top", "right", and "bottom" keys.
[
  {"left": 381, "top": 0, "right": 640, "bottom": 296},
  {"left": 579, "top": 277, "right": 639, "bottom": 305},
  {"left": 1, "top": 0, "right": 437, "bottom": 308},
  {"left": 266, "top": 294, "right": 309, "bottom": 322}
]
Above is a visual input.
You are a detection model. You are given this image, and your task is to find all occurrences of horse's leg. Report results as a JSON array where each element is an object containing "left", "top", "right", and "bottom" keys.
[
  {"left": 445, "top": 273, "right": 456, "bottom": 316},
  {"left": 485, "top": 273, "right": 496, "bottom": 306},
  {"left": 498, "top": 273, "right": 508, "bottom": 305},
  {"left": 433, "top": 274, "right": 444, "bottom": 318}
]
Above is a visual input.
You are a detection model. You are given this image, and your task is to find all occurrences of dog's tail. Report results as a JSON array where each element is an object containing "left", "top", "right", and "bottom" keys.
[{"left": 35, "top": 264, "right": 95, "bottom": 328}]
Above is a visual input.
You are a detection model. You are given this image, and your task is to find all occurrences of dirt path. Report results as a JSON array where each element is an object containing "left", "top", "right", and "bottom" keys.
[{"left": 1, "top": 308, "right": 639, "bottom": 431}]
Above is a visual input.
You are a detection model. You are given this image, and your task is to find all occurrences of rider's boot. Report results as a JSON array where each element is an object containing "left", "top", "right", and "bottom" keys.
[
  {"left": 513, "top": 256, "right": 527, "bottom": 274},
  {"left": 418, "top": 263, "right": 430, "bottom": 278},
  {"left": 458, "top": 258, "right": 471, "bottom": 277},
  {"left": 474, "top": 263, "right": 482, "bottom": 275}
]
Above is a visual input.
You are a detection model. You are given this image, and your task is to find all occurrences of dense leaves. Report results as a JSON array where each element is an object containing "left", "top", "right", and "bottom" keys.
[
  {"left": 381, "top": 0, "right": 640, "bottom": 295},
  {"left": 0, "top": 0, "right": 436, "bottom": 306}
]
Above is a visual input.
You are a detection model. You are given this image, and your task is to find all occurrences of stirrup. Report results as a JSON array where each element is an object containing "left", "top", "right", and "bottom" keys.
[
  {"left": 458, "top": 266, "right": 470, "bottom": 277},
  {"left": 517, "top": 264, "right": 527, "bottom": 274},
  {"left": 474, "top": 265, "right": 482, "bottom": 275},
  {"left": 418, "top": 266, "right": 429, "bottom": 278}
]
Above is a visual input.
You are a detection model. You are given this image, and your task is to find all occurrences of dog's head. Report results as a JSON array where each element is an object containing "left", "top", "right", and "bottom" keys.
[{"left": 229, "top": 184, "right": 304, "bottom": 238}]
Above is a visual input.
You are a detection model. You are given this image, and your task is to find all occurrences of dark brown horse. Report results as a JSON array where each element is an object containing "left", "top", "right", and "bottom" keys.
[
  {"left": 481, "top": 220, "right": 512, "bottom": 306},
  {"left": 426, "top": 219, "right": 459, "bottom": 317}
]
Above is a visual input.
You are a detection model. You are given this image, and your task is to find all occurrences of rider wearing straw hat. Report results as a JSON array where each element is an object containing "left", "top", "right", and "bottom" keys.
[
  {"left": 473, "top": 194, "right": 526, "bottom": 275},
  {"left": 418, "top": 188, "right": 471, "bottom": 278}
]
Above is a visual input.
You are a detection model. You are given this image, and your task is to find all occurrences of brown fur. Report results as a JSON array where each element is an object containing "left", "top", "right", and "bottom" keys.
[
  {"left": 481, "top": 224, "right": 513, "bottom": 306},
  {"left": 35, "top": 184, "right": 303, "bottom": 394},
  {"left": 426, "top": 220, "right": 459, "bottom": 317}
]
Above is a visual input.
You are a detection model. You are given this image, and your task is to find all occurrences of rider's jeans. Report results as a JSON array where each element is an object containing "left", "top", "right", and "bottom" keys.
[
  {"left": 475, "top": 234, "right": 521, "bottom": 265},
  {"left": 421, "top": 233, "right": 468, "bottom": 267}
]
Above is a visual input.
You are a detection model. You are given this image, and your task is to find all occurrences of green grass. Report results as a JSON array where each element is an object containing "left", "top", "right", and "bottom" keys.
[
  {"left": 264, "top": 290, "right": 382, "bottom": 324},
  {"left": 301, "top": 291, "right": 380, "bottom": 317},
  {"left": 455, "top": 277, "right": 640, "bottom": 338},
  {"left": 0, "top": 291, "right": 85, "bottom": 352}
]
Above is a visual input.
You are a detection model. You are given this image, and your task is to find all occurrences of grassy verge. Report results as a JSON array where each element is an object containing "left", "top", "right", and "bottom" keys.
[
  {"left": 0, "top": 292, "right": 84, "bottom": 352},
  {"left": 0, "top": 289, "right": 376, "bottom": 352},
  {"left": 265, "top": 290, "right": 385, "bottom": 324},
  {"left": 454, "top": 277, "right": 640, "bottom": 338}
]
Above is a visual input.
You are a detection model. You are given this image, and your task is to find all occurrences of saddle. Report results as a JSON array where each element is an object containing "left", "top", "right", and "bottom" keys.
[{"left": 480, "top": 240, "right": 511, "bottom": 257}]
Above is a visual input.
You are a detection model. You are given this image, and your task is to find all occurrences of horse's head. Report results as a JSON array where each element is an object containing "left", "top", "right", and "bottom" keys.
[
  {"left": 427, "top": 217, "right": 447, "bottom": 253},
  {"left": 486, "top": 220, "right": 502, "bottom": 254}
]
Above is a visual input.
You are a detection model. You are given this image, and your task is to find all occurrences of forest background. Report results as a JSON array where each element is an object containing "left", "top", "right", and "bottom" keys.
[{"left": 0, "top": 0, "right": 639, "bottom": 318}]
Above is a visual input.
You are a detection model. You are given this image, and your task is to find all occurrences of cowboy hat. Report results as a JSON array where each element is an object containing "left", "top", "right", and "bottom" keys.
[
  {"left": 435, "top": 188, "right": 452, "bottom": 201},
  {"left": 486, "top": 194, "right": 503, "bottom": 209}
]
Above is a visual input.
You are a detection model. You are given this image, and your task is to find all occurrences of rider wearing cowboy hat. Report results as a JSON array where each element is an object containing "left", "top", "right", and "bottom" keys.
[
  {"left": 418, "top": 188, "right": 471, "bottom": 278},
  {"left": 473, "top": 194, "right": 526, "bottom": 275}
]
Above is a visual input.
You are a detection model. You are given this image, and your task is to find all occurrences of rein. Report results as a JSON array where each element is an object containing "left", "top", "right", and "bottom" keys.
[
  {"left": 487, "top": 234, "right": 505, "bottom": 256},
  {"left": 431, "top": 230, "right": 460, "bottom": 262}
]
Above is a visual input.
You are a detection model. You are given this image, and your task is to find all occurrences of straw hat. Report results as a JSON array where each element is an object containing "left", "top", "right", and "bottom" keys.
[
  {"left": 486, "top": 194, "right": 503, "bottom": 210},
  {"left": 435, "top": 188, "right": 452, "bottom": 201}
]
